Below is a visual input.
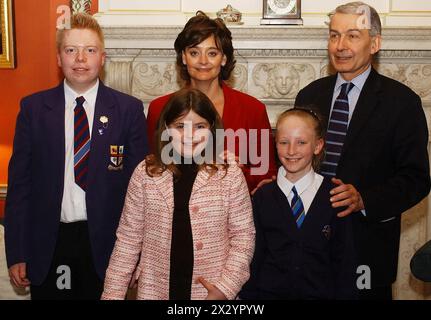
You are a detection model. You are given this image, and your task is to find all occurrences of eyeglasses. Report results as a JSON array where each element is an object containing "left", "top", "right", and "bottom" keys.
[{"left": 62, "top": 46, "right": 101, "bottom": 56}]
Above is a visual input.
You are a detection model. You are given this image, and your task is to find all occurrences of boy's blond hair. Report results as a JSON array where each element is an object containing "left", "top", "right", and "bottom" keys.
[{"left": 56, "top": 13, "right": 105, "bottom": 50}]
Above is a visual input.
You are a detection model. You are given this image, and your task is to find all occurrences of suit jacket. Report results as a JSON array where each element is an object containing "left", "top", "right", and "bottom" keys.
[
  {"left": 240, "top": 178, "right": 357, "bottom": 300},
  {"left": 4, "top": 81, "right": 149, "bottom": 285},
  {"left": 295, "top": 68, "right": 431, "bottom": 286},
  {"left": 102, "top": 162, "right": 255, "bottom": 300},
  {"left": 146, "top": 83, "right": 277, "bottom": 191}
]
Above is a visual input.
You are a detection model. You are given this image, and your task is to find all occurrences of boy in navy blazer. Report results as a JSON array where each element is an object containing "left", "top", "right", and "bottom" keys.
[{"left": 4, "top": 13, "right": 148, "bottom": 299}]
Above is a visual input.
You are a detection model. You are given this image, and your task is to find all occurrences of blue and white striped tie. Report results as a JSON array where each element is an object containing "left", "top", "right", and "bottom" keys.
[
  {"left": 320, "top": 82, "right": 354, "bottom": 177},
  {"left": 291, "top": 186, "right": 305, "bottom": 228}
]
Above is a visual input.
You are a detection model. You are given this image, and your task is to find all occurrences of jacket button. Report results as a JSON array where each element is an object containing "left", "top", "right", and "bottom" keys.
[{"left": 196, "top": 241, "right": 203, "bottom": 250}]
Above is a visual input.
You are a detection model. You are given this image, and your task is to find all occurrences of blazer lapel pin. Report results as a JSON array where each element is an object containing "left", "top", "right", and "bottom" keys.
[
  {"left": 98, "top": 116, "right": 109, "bottom": 135},
  {"left": 322, "top": 225, "right": 331, "bottom": 240}
]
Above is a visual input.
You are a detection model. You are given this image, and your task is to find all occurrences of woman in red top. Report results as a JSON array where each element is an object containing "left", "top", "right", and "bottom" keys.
[{"left": 147, "top": 12, "right": 276, "bottom": 192}]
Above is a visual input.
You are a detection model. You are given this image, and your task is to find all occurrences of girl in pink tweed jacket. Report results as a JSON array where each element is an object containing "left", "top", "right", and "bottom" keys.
[{"left": 102, "top": 88, "right": 255, "bottom": 300}]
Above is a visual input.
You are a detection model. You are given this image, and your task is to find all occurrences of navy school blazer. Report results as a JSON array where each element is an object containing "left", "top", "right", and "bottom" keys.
[
  {"left": 240, "top": 177, "right": 358, "bottom": 300},
  {"left": 4, "top": 81, "right": 149, "bottom": 285}
]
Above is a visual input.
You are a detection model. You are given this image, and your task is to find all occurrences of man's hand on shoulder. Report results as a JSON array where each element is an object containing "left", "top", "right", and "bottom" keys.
[{"left": 330, "top": 177, "right": 365, "bottom": 217}]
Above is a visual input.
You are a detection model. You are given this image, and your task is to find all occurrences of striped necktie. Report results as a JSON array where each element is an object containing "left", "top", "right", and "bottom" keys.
[
  {"left": 291, "top": 186, "right": 305, "bottom": 228},
  {"left": 320, "top": 82, "right": 354, "bottom": 177},
  {"left": 74, "top": 96, "right": 91, "bottom": 191}
]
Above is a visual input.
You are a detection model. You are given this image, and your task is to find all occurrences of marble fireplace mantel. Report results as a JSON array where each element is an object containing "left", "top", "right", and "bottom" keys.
[
  {"left": 101, "top": 26, "right": 431, "bottom": 122},
  {"left": 101, "top": 25, "right": 431, "bottom": 50},
  {"left": 101, "top": 25, "right": 431, "bottom": 300}
]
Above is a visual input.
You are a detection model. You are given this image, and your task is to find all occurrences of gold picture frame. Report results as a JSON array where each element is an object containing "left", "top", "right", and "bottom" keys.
[{"left": 0, "top": 0, "right": 15, "bottom": 68}]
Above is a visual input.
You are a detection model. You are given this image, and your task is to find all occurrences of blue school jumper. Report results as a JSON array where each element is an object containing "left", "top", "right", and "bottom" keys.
[{"left": 240, "top": 177, "right": 357, "bottom": 300}]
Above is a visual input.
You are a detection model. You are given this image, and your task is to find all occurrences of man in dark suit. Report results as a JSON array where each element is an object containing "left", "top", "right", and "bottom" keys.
[
  {"left": 4, "top": 13, "right": 148, "bottom": 299},
  {"left": 295, "top": 2, "right": 430, "bottom": 300}
]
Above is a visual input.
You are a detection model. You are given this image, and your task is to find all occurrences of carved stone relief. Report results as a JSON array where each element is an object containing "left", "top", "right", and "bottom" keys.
[
  {"left": 379, "top": 64, "right": 431, "bottom": 100},
  {"left": 251, "top": 63, "right": 315, "bottom": 99},
  {"left": 225, "top": 64, "right": 248, "bottom": 92},
  {"left": 131, "top": 63, "right": 180, "bottom": 100},
  {"left": 127, "top": 61, "right": 249, "bottom": 100}
]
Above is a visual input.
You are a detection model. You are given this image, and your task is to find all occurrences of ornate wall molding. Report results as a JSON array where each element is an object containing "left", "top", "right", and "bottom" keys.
[
  {"left": 71, "top": 0, "right": 92, "bottom": 14},
  {"left": 102, "top": 25, "right": 431, "bottom": 299},
  {"left": 101, "top": 25, "right": 431, "bottom": 50}
]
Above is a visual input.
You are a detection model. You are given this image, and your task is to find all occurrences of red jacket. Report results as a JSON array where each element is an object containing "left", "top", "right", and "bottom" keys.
[{"left": 147, "top": 83, "right": 277, "bottom": 191}]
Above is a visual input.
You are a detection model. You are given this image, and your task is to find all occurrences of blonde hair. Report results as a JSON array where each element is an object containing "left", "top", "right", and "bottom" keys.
[
  {"left": 56, "top": 13, "right": 105, "bottom": 50},
  {"left": 276, "top": 107, "right": 325, "bottom": 171}
]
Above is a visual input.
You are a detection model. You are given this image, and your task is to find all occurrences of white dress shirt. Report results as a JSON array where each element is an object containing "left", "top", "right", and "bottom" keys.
[
  {"left": 277, "top": 167, "right": 324, "bottom": 215},
  {"left": 60, "top": 80, "right": 99, "bottom": 223},
  {"left": 330, "top": 65, "right": 371, "bottom": 124}
]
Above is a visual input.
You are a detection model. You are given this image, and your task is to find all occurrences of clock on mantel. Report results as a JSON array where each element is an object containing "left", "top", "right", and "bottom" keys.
[{"left": 261, "top": 0, "right": 303, "bottom": 25}]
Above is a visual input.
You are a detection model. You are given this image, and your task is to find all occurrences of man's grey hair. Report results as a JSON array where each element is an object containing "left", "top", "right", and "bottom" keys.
[{"left": 328, "top": 2, "right": 382, "bottom": 36}]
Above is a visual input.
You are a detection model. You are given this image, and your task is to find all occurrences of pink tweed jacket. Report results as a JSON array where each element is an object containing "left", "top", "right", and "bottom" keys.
[{"left": 102, "top": 161, "right": 255, "bottom": 300}]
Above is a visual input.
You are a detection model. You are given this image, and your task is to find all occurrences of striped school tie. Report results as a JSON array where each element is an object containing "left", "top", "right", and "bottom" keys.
[
  {"left": 291, "top": 186, "right": 305, "bottom": 228},
  {"left": 320, "top": 82, "right": 354, "bottom": 177},
  {"left": 74, "top": 96, "right": 91, "bottom": 191}
]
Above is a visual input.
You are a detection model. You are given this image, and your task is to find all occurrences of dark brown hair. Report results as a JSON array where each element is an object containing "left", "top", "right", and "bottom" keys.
[
  {"left": 174, "top": 11, "right": 236, "bottom": 83},
  {"left": 275, "top": 106, "right": 326, "bottom": 171},
  {"left": 146, "top": 88, "right": 227, "bottom": 178}
]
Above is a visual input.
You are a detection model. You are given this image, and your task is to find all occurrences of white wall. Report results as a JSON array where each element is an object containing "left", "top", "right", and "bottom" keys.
[{"left": 97, "top": 0, "right": 431, "bottom": 26}]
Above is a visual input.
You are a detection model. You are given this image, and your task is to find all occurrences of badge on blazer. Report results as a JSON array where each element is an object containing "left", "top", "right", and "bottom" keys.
[
  {"left": 108, "top": 145, "right": 124, "bottom": 171},
  {"left": 322, "top": 225, "right": 331, "bottom": 240},
  {"left": 98, "top": 116, "right": 109, "bottom": 135}
]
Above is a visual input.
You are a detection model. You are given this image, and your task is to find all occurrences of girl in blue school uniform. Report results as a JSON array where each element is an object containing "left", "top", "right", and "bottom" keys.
[{"left": 239, "top": 108, "right": 357, "bottom": 300}]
